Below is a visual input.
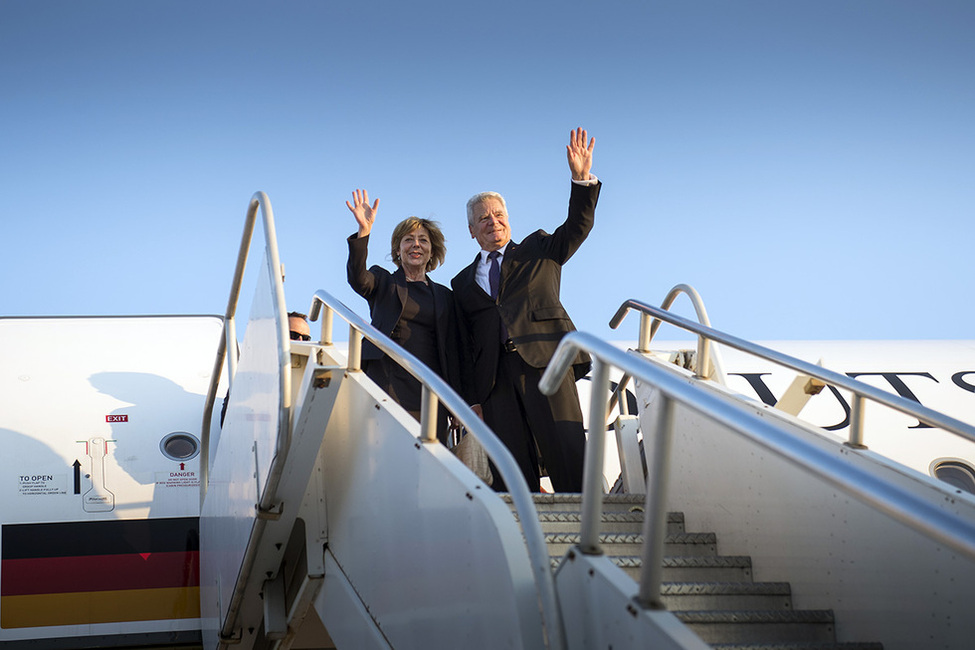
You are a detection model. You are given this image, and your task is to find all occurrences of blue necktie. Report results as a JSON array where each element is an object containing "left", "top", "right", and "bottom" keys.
[
  {"left": 488, "top": 251, "right": 509, "bottom": 343},
  {"left": 488, "top": 251, "right": 501, "bottom": 299}
]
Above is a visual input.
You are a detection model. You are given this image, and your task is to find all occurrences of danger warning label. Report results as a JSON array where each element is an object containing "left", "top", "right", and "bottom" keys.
[{"left": 155, "top": 470, "right": 199, "bottom": 488}]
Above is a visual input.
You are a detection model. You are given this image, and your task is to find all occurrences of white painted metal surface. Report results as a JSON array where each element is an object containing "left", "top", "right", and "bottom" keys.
[
  {"left": 311, "top": 350, "right": 548, "bottom": 649},
  {"left": 200, "top": 340, "right": 341, "bottom": 650},
  {"left": 0, "top": 315, "right": 223, "bottom": 645},
  {"left": 555, "top": 554, "right": 709, "bottom": 650},
  {"left": 200, "top": 255, "right": 285, "bottom": 649},
  {"left": 633, "top": 355, "right": 975, "bottom": 649},
  {"left": 309, "top": 288, "right": 566, "bottom": 649}
]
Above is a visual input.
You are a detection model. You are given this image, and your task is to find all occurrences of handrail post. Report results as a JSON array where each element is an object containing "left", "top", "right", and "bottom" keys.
[
  {"left": 617, "top": 374, "right": 631, "bottom": 416},
  {"left": 695, "top": 334, "right": 711, "bottom": 380},
  {"left": 580, "top": 358, "right": 609, "bottom": 554},
  {"left": 320, "top": 306, "right": 333, "bottom": 345},
  {"left": 638, "top": 312, "right": 652, "bottom": 353},
  {"left": 419, "top": 385, "right": 438, "bottom": 443},
  {"left": 348, "top": 326, "right": 362, "bottom": 372},
  {"left": 637, "top": 394, "right": 675, "bottom": 610},
  {"left": 848, "top": 394, "right": 867, "bottom": 449}
]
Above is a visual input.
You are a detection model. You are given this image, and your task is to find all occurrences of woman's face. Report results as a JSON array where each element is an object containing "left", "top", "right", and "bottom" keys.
[{"left": 399, "top": 226, "right": 432, "bottom": 274}]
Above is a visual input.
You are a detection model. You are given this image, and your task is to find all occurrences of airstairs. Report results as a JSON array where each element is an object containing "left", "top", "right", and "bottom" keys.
[
  {"left": 194, "top": 194, "right": 975, "bottom": 650},
  {"left": 5, "top": 192, "right": 975, "bottom": 650}
]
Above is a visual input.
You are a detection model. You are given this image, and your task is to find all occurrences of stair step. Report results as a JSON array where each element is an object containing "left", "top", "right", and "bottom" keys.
[
  {"left": 711, "top": 642, "right": 884, "bottom": 650},
  {"left": 503, "top": 492, "right": 651, "bottom": 513},
  {"left": 513, "top": 494, "right": 885, "bottom": 649},
  {"left": 602, "top": 555, "right": 753, "bottom": 582},
  {"left": 676, "top": 610, "right": 836, "bottom": 644},
  {"left": 532, "top": 511, "right": 684, "bottom": 535},
  {"left": 546, "top": 532, "right": 717, "bottom": 557},
  {"left": 661, "top": 582, "right": 792, "bottom": 610}
]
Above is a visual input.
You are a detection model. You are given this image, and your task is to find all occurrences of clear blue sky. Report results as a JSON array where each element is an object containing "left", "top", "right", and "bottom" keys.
[{"left": 2, "top": 1, "right": 972, "bottom": 342}]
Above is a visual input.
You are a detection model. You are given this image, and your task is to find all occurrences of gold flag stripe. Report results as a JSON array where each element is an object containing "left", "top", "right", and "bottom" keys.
[{"left": 0, "top": 586, "right": 200, "bottom": 629}]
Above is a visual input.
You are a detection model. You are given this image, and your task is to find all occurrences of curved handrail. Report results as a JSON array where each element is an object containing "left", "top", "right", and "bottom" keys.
[
  {"left": 647, "top": 284, "right": 712, "bottom": 341},
  {"left": 608, "top": 284, "right": 726, "bottom": 416},
  {"left": 651, "top": 283, "right": 725, "bottom": 382},
  {"left": 611, "top": 298, "right": 975, "bottom": 448},
  {"left": 628, "top": 283, "right": 725, "bottom": 381},
  {"left": 198, "top": 192, "right": 293, "bottom": 646},
  {"left": 540, "top": 330, "right": 975, "bottom": 609},
  {"left": 200, "top": 191, "right": 292, "bottom": 501},
  {"left": 308, "top": 289, "right": 565, "bottom": 650}
]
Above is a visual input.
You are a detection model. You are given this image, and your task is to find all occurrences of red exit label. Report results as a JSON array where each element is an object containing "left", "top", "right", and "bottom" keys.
[{"left": 106, "top": 415, "right": 128, "bottom": 423}]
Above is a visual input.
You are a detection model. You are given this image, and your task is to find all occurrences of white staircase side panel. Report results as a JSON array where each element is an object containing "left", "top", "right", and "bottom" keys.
[
  {"left": 316, "top": 551, "right": 393, "bottom": 650},
  {"left": 314, "top": 362, "right": 548, "bottom": 650},
  {"left": 555, "top": 553, "right": 709, "bottom": 650},
  {"left": 200, "top": 263, "right": 285, "bottom": 646},
  {"left": 201, "top": 358, "right": 342, "bottom": 649},
  {"left": 633, "top": 357, "right": 975, "bottom": 650}
]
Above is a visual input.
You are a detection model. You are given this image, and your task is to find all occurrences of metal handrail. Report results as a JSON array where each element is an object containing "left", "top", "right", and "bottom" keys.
[
  {"left": 540, "top": 330, "right": 975, "bottom": 610},
  {"left": 197, "top": 192, "right": 293, "bottom": 648},
  {"left": 648, "top": 283, "right": 725, "bottom": 383},
  {"left": 608, "top": 284, "right": 726, "bottom": 417},
  {"left": 308, "top": 289, "right": 565, "bottom": 650},
  {"left": 611, "top": 298, "right": 975, "bottom": 448},
  {"left": 200, "top": 191, "right": 293, "bottom": 501}
]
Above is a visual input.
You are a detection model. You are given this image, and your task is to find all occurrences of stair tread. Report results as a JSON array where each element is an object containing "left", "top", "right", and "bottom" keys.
[
  {"left": 711, "top": 641, "right": 884, "bottom": 650},
  {"left": 676, "top": 610, "right": 834, "bottom": 624},
  {"left": 502, "top": 492, "right": 649, "bottom": 506},
  {"left": 533, "top": 511, "right": 670, "bottom": 523},
  {"left": 612, "top": 555, "right": 753, "bottom": 568},
  {"left": 545, "top": 531, "right": 715, "bottom": 544},
  {"left": 661, "top": 582, "right": 791, "bottom": 596},
  {"left": 545, "top": 533, "right": 718, "bottom": 544}
]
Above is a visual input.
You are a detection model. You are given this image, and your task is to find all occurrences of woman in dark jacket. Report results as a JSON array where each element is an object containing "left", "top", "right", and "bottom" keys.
[{"left": 345, "top": 188, "right": 460, "bottom": 443}]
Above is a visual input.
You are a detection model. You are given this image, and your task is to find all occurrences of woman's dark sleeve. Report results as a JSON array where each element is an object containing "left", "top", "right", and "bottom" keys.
[{"left": 347, "top": 233, "right": 377, "bottom": 298}]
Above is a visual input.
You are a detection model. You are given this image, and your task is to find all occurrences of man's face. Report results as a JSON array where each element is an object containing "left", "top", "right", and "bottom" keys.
[
  {"left": 289, "top": 316, "right": 311, "bottom": 341},
  {"left": 469, "top": 198, "right": 511, "bottom": 252}
]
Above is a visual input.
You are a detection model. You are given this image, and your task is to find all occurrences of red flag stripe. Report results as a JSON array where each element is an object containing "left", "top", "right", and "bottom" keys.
[{"left": 1, "top": 551, "right": 199, "bottom": 596}]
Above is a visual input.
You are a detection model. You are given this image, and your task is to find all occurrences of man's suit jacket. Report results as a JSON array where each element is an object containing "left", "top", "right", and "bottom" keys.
[
  {"left": 347, "top": 234, "right": 461, "bottom": 393},
  {"left": 452, "top": 181, "right": 601, "bottom": 405}
]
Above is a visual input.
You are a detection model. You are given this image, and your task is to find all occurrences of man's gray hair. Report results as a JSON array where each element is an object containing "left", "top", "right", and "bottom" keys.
[{"left": 466, "top": 191, "right": 507, "bottom": 227}]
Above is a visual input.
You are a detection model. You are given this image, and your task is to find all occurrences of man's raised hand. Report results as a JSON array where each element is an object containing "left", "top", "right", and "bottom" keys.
[{"left": 566, "top": 128, "right": 595, "bottom": 181}]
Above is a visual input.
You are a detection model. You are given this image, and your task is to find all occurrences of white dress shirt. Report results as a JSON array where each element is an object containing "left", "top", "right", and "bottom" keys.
[{"left": 475, "top": 242, "right": 510, "bottom": 296}]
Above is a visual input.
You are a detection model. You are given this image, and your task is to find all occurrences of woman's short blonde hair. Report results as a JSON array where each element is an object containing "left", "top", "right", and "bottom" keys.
[{"left": 390, "top": 216, "right": 446, "bottom": 272}]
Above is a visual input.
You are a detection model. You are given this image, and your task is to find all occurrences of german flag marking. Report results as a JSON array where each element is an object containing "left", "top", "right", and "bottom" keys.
[{"left": 1, "top": 517, "right": 199, "bottom": 629}]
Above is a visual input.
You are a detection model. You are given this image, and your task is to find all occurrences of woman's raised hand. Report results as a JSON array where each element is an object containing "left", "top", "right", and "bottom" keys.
[{"left": 346, "top": 188, "right": 380, "bottom": 237}]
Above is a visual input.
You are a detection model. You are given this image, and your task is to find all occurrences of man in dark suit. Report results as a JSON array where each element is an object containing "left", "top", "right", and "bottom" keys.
[{"left": 451, "top": 128, "right": 600, "bottom": 492}]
